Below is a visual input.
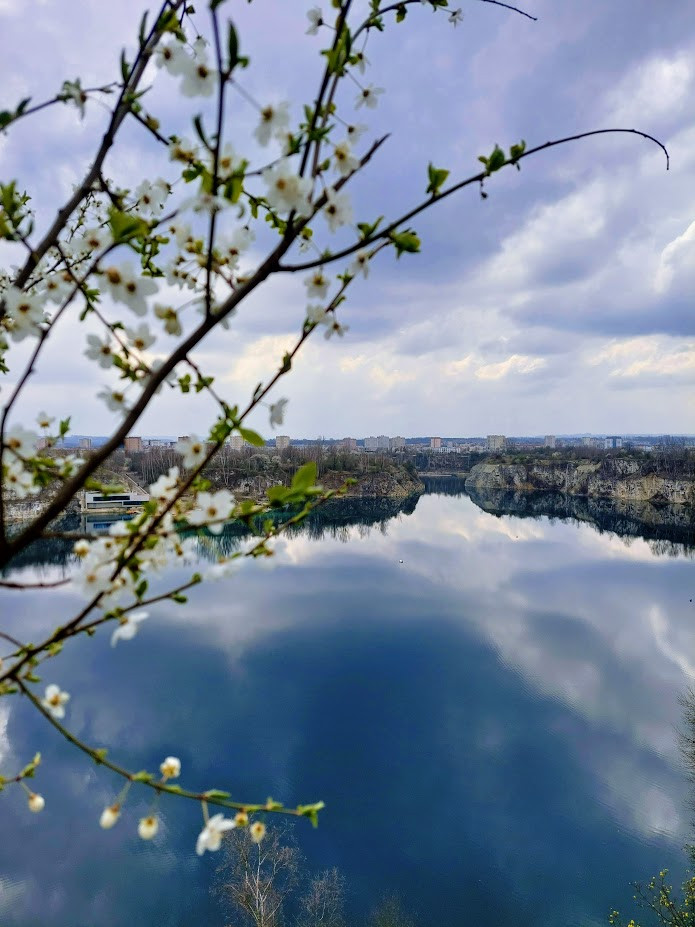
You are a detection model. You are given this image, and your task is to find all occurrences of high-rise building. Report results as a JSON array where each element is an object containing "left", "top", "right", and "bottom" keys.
[
  {"left": 340, "top": 437, "right": 358, "bottom": 451},
  {"left": 604, "top": 436, "right": 623, "bottom": 450},
  {"left": 430, "top": 437, "right": 442, "bottom": 449},
  {"left": 229, "top": 435, "right": 244, "bottom": 451},
  {"left": 377, "top": 435, "right": 390, "bottom": 449},
  {"left": 544, "top": 435, "right": 556, "bottom": 449},
  {"left": 364, "top": 436, "right": 378, "bottom": 451},
  {"left": 124, "top": 436, "right": 142, "bottom": 453},
  {"left": 390, "top": 436, "right": 405, "bottom": 450},
  {"left": 79, "top": 437, "right": 92, "bottom": 450},
  {"left": 275, "top": 435, "right": 291, "bottom": 451},
  {"left": 486, "top": 435, "right": 506, "bottom": 451}
]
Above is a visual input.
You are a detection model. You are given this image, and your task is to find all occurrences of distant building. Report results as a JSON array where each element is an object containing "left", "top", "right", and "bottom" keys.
[
  {"left": 124, "top": 436, "right": 142, "bottom": 453},
  {"left": 229, "top": 435, "right": 244, "bottom": 451},
  {"left": 390, "top": 436, "right": 406, "bottom": 450},
  {"left": 604, "top": 436, "right": 623, "bottom": 450},
  {"left": 275, "top": 435, "right": 291, "bottom": 451},
  {"left": 430, "top": 437, "right": 442, "bottom": 449},
  {"left": 364, "top": 436, "right": 378, "bottom": 451},
  {"left": 544, "top": 435, "right": 556, "bottom": 449},
  {"left": 36, "top": 437, "right": 48, "bottom": 451},
  {"left": 79, "top": 437, "right": 92, "bottom": 451},
  {"left": 377, "top": 435, "right": 390, "bottom": 450},
  {"left": 340, "top": 437, "right": 358, "bottom": 451},
  {"left": 486, "top": 434, "right": 506, "bottom": 451}
]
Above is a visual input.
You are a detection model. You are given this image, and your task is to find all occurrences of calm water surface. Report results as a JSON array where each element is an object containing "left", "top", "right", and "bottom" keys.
[{"left": 1, "top": 489, "right": 694, "bottom": 927}]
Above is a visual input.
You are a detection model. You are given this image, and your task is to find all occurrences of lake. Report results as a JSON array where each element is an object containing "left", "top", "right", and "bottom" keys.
[{"left": 1, "top": 486, "right": 694, "bottom": 927}]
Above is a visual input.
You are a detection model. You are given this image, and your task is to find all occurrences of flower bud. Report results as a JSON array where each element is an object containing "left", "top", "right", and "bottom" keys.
[
  {"left": 28, "top": 792, "right": 45, "bottom": 813},
  {"left": 138, "top": 815, "right": 159, "bottom": 840},
  {"left": 250, "top": 821, "right": 266, "bottom": 843},
  {"left": 99, "top": 803, "right": 121, "bottom": 829}
]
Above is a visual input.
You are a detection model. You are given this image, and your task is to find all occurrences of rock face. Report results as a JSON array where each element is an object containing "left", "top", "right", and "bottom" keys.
[
  {"left": 465, "top": 459, "right": 695, "bottom": 505},
  {"left": 319, "top": 468, "right": 425, "bottom": 498}
]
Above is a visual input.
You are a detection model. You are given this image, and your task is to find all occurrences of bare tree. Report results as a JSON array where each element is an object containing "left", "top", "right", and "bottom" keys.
[
  {"left": 214, "top": 825, "right": 303, "bottom": 927},
  {"left": 368, "top": 894, "right": 417, "bottom": 927},
  {"left": 296, "top": 868, "right": 346, "bottom": 927}
]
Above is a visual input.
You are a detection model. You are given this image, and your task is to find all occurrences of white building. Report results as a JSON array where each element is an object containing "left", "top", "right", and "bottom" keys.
[
  {"left": 544, "top": 435, "right": 556, "bottom": 449},
  {"left": 275, "top": 435, "right": 291, "bottom": 451},
  {"left": 81, "top": 488, "right": 149, "bottom": 512},
  {"left": 377, "top": 435, "right": 390, "bottom": 449},
  {"left": 229, "top": 435, "right": 245, "bottom": 451},
  {"left": 364, "top": 436, "right": 378, "bottom": 451},
  {"left": 430, "top": 437, "right": 442, "bottom": 449},
  {"left": 486, "top": 434, "right": 506, "bottom": 451},
  {"left": 390, "top": 436, "right": 406, "bottom": 450}
]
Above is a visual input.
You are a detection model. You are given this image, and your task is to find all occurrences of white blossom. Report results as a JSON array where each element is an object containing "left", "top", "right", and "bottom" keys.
[
  {"left": 149, "top": 467, "right": 180, "bottom": 503},
  {"left": 263, "top": 161, "right": 312, "bottom": 216},
  {"left": 353, "top": 50, "right": 369, "bottom": 74},
  {"left": 102, "top": 263, "right": 158, "bottom": 316},
  {"left": 269, "top": 398, "right": 288, "bottom": 428},
  {"left": 304, "top": 269, "right": 330, "bottom": 299},
  {"left": 3, "top": 425, "right": 38, "bottom": 461},
  {"left": 125, "top": 323, "right": 156, "bottom": 351},
  {"left": 74, "top": 226, "right": 112, "bottom": 256},
  {"left": 154, "top": 304, "right": 183, "bottom": 336},
  {"left": 306, "top": 304, "right": 330, "bottom": 327},
  {"left": 180, "top": 53, "right": 217, "bottom": 98},
  {"left": 169, "top": 136, "right": 197, "bottom": 164},
  {"left": 42, "top": 273, "right": 72, "bottom": 304},
  {"left": 73, "top": 539, "right": 91, "bottom": 558},
  {"left": 132, "top": 178, "right": 169, "bottom": 218},
  {"left": 187, "top": 489, "right": 235, "bottom": 534},
  {"left": 250, "top": 821, "right": 267, "bottom": 843},
  {"left": 324, "top": 318, "right": 349, "bottom": 339},
  {"left": 85, "top": 334, "right": 114, "bottom": 369},
  {"left": 3, "top": 286, "right": 44, "bottom": 340},
  {"left": 28, "top": 792, "right": 45, "bottom": 813},
  {"left": 254, "top": 101, "right": 290, "bottom": 147},
  {"left": 3, "top": 460, "right": 38, "bottom": 498},
  {"left": 350, "top": 250, "right": 370, "bottom": 278},
  {"left": 138, "top": 815, "right": 159, "bottom": 840},
  {"left": 333, "top": 140, "right": 360, "bottom": 177},
  {"left": 73, "top": 560, "right": 113, "bottom": 598},
  {"left": 97, "top": 388, "right": 131, "bottom": 413},
  {"left": 36, "top": 411, "right": 54, "bottom": 429},
  {"left": 176, "top": 435, "right": 207, "bottom": 469},
  {"left": 196, "top": 813, "right": 237, "bottom": 855},
  {"left": 306, "top": 6, "right": 323, "bottom": 34},
  {"left": 346, "top": 123, "right": 368, "bottom": 143},
  {"left": 155, "top": 41, "right": 189, "bottom": 75},
  {"left": 160, "top": 756, "right": 181, "bottom": 779},
  {"left": 355, "top": 83, "right": 384, "bottom": 109},
  {"left": 42, "top": 683, "right": 70, "bottom": 719},
  {"left": 110, "top": 610, "right": 149, "bottom": 647},
  {"left": 100, "top": 803, "right": 121, "bottom": 829},
  {"left": 323, "top": 189, "right": 353, "bottom": 232}
]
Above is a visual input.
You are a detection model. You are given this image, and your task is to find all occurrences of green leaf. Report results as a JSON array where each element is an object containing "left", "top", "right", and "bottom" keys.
[
  {"left": 227, "top": 22, "right": 239, "bottom": 71},
  {"left": 389, "top": 228, "right": 421, "bottom": 258},
  {"left": 426, "top": 162, "right": 450, "bottom": 196},
  {"left": 59, "top": 417, "right": 71, "bottom": 437},
  {"left": 291, "top": 461, "right": 317, "bottom": 492},
  {"left": 357, "top": 216, "right": 383, "bottom": 241},
  {"left": 0, "top": 111, "right": 13, "bottom": 129},
  {"left": 108, "top": 208, "right": 149, "bottom": 244},
  {"left": 132, "top": 770, "right": 154, "bottom": 782},
  {"left": 204, "top": 788, "right": 231, "bottom": 799},
  {"left": 238, "top": 427, "right": 265, "bottom": 447},
  {"left": 396, "top": 4, "right": 407, "bottom": 21}
]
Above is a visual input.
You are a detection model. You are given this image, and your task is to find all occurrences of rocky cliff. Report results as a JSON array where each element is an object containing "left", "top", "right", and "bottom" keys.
[{"left": 465, "top": 458, "right": 695, "bottom": 505}]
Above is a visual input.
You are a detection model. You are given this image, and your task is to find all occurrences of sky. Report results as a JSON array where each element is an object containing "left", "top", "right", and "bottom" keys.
[{"left": 0, "top": 0, "right": 694, "bottom": 438}]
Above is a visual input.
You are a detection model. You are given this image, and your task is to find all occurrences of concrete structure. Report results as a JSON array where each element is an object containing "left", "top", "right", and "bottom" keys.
[
  {"left": 377, "top": 435, "right": 390, "bottom": 450},
  {"left": 79, "top": 437, "right": 92, "bottom": 451},
  {"left": 275, "top": 435, "right": 291, "bottom": 451},
  {"left": 81, "top": 487, "right": 149, "bottom": 512},
  {"left": 430, "top": 437, "right": 442, "bottom": 449},
  {"left": 544, "top": 435, "right": 556, "bottom": 449},
  {"left": 486, "top": 435, "right": 506, "bottom": 452},
  {"left": 124, "top": 436, "right": 142, "bottom": 453},
  {"left": 340, "top": 437, "right": 358, "bottom": 451},
  {"left": 364, "top": 436, "right": 378, "bottom": 451},
  {"left": 229, "top": 435, "right": 244, "bottom": 451},
  {"left": 604, "top": 436, "right": 623, "bottom": 450},
  {"left": 390, "top": 436, "right": 406, "bottom": 450}
]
